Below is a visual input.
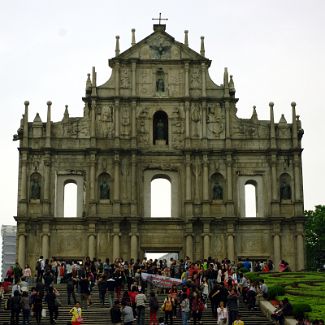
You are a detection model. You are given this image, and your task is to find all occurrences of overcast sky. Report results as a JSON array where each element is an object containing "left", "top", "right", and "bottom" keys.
[{"left": 1, "top": 0, "right": 324, "bottom": 229}]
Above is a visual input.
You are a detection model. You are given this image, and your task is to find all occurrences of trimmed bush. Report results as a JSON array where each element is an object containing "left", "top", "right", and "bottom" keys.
[
  {"left": 245, "top": 272, "right": 262, "bottom": 283},
  {"left": 292, "top": 303, "right": 312, "bottom": 318},
  {"left": 238, "top": 267, "right": 249, "bottom": 273},
  {"left": 268, "top": 285, "right": 285, "bottom": 300}
]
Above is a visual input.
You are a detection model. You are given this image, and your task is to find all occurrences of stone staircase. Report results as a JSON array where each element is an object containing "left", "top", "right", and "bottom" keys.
[{"left": 0, "top": 283, "right": 274, "bottom": 324}]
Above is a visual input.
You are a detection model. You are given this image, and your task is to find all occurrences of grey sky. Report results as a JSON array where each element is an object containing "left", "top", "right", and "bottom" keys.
[{"left": 1, "top": 0, "right": 324, "bottom": 228}]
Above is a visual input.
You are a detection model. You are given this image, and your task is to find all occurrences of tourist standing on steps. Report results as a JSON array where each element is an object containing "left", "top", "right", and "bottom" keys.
[
  {"left": 226, "top": 288, "right": 239, "bottom": 325},
  {"left": 216, "top": 301, "right": 228, "bottom": 325},
  {"left": 10, "top": 290, "right": 22, "bottom": 325},
  {"left": 111, "top": 300, "right": 122, "bottom": 325},
  {"left": 45, "top": 286, "right": 59, "bottom": 324},
  {"left": 180, "top": 293, "right": 190, "bottom": 325},
  {"left": 70, "top": 301, "right": 83, "bottom": 325},
  {"left": 149, "top": 291, "right": 159, "bottom": 325},
  {"left": 233, "top": 314, "right": 245, "bottom": 325},
  {"left": 21, "top": 290, "right": 31, "bottom": 325},
  {"left": 135, "top": 288, "right": 147, "bottom": 325},
  {"left": 122, "top": 301, "right": 134, "bottom": 325}
]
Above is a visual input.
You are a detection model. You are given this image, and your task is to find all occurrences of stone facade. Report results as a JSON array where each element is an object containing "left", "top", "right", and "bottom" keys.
[{"left": 14, "top": 24, "right": 305, "bottom": 270}]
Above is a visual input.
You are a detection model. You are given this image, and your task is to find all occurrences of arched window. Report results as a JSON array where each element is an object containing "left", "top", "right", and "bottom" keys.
[
  {"left": 64, "top": 181, "right": 77, "bottom": 218},
  {"left": 245, "top": 182, "right": 257, "bottom": 218},
  {"left": 150, "top": 177, "right": 171, "bottom": 218},
  {"left": 153, "top": 111, "right": 168, "bottom": 144}
]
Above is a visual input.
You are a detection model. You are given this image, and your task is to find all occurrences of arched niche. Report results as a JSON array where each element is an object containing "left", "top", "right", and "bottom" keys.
[
  {"left": 153, "top": 110, "right": 168, "bottom": 145},
  {"left": 98, "top": 172, "right": 111, "bottom": 201},
  {"left": 279, "top": 172, "right": 292, "bottom": 201},
  {"left": 30, "top": 172, "right": 42, "bottom": 200},
  {"left": 210, "top": 172, "right": 225, "bottom": 201}
]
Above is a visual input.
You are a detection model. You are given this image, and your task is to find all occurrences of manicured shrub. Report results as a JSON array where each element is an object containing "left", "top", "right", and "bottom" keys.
[
  {"left": 268, "top": 285, "right": 285, "bottom": 300},
  {"left": 238, "top": 267, "right": 249, "bottom": 273},
  {"left": 292, "top": 303, "right": 312, "bottom": 318}
]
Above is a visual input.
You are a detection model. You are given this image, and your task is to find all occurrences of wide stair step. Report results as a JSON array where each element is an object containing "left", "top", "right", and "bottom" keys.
[{"left": 0, "top": 283, "right": 274, "bottom": 324}]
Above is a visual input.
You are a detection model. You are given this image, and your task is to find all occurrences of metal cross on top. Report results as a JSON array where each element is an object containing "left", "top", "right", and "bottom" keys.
[{"left": 152, "top": 13, "right": 168, "bottom": 25}]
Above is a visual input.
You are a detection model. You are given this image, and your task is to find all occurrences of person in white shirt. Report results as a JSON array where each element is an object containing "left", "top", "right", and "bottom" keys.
[{"left": 216, "top": 301, "right": 228, "bottom": 325}]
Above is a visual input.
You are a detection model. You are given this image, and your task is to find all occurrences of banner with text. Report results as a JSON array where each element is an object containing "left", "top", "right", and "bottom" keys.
[{"left": 141, "top": 273, "right": 182, "bottom": 288}]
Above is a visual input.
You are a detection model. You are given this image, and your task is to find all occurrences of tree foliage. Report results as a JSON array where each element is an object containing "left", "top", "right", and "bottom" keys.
[{"left": 305, "top": 205, "right": 325, "bottom": 269}]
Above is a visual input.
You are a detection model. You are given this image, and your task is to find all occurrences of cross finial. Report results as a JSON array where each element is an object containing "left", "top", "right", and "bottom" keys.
[{"left": 152, "top": 12, "right": 168, "bottom": 25}]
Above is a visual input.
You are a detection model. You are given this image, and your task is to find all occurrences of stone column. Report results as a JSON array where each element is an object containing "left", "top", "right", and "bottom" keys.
[
  {"left": 185, "top": 235, "right": 193, "bottom": 260},
  {"left": 130, "top": 223, "right": 138, "bottom": 259},
  {"left": 202, "top": 102, "right": 207, "bottom": 139},
  {"left": 271, "top": 155, "right": 277, "bottom": 201},
  {"left": 131, "top": 61, "right": 136, "bottom": 97},
  {"left": 273, "top": 224, "right": 281, "bottom": 268},
  {"left": 115, "top": 62, "right": 120, "bottom": 97},
  {"left": 202, "top": 155, "right": 209, "bottom": 201},
  {"left": 185, "top": 101, "right": 190, "bottom": 139},
  {"left": 185, "top": 154, "right": 192, "bottom": 201},
  {"left": 42, "top": 234, "right": 50, "bottom": 259},
  {"left": 90, "top": 153, "right": 96, "bottom": 201},
  {"left": 293, "top": 154, "right": 301, "bottom": 201},
  {"left": 113, "top": 154, "right": 120, "bottom": 201},
  {"left": 45, "top": 101, "right": 52, "bottom": 148},
  {"left": 88, "top": 234, "right": 96, "bottom": 260},
  {"left": 226, "top": 155, "right": 233, "bottom": 201},
  {"left": 23, "top": 101, "right": 29, "bottom": 147},
  {"left": 42, "top": 154, "right": 51, "bottom": 216},
  {"left": 202, "top": 222, "right": 210, "bottom": 259},
  {"left": 114, "top": 100, "right": 120, "bottom": 138},
  {"left": 20, "top": 153, "right": 28, "bottom": 201},
  {"left": 131, "top": 101, "right": 136, "bottom": 139},
  {"left": 201, "top": 63, "right": 206, "bottom": 97},
  {"left": 18, "top": 233, "right": 26, "bottom": 267},
  {"left": 184, "top": 63, "right": 189, "bottom": 97},
  {"left": 296, "top": 223, "right": 305, "bottom": 271},
  {"left": 226, "top": 223, "right": 235, "bottom": 262}
]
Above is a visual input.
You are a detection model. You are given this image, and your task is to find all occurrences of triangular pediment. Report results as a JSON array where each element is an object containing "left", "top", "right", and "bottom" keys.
[{"left": 115, "top": 27, "right": 209, "bottom": 62}]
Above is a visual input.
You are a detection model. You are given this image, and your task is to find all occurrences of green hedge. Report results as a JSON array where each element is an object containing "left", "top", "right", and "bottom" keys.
[
  {"left": 292, "top": 303, "right": 312, "bottom": 318},
  {"left": 268, "top": 285, "right": 285, "bottom": 300}
]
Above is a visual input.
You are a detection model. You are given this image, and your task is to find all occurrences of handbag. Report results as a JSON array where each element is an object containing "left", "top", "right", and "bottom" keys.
[{"left": 41, "top": 308, "right": 46, "bottom": 317}]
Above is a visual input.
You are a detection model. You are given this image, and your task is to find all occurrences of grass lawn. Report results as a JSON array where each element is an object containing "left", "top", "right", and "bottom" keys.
[{"left": 250, "top": 272, "right": 325, "bottom": 320}]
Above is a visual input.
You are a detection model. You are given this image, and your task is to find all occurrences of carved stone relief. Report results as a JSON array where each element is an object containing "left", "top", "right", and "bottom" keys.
[
  {"left": 139, "top": 69, "right": 152, "bottom": 96},
  {"left": 98, "top": 105, "right": 114, "bottom": 138},
  {"left": 191, "top": 103, "right": 201, "bottom": 138},
  {"left": 148, "top": 35, "right": 172, "bottom": 59},
  {"left": 171, "top": 106, "right": 185, "bottom": 149},
  {"left": 190, "top": 69, "right": 201, "bottom": 89},
  {"left": 120, "top": 106, "right": 130, "bottom": 137},
  {"left": 137, "top": 107, "right": 149, "bottom": 145},
  {"left": 120, "top": 68, "right": 129, "bottom": 88},
  {"left": 207, "top": 103, "right": 225, "bottom": 139},
  {"left": 168, "top": 70, "right": 183, "bottom": 97}
]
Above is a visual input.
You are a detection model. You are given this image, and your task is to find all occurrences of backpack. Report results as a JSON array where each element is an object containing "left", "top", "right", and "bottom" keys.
[{"left": 164, "top": 300, "right": 173, "bottom": 312}]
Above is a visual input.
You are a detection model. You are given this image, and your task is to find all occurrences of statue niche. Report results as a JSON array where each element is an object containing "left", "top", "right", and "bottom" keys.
[
  {"left": 211, "top": 173, "right": 224, "bottom": 201},
  {"left": 153, "top": 110, "right": 168, "bottom": 145},
  {"left": 156, "top": 69, "right": 165, "bottom": 93},
  {"left": 30, "top": 172, "right": 41, "bottom": 200},
  {"left": 280, "top": 173, "right": 292, "bottom": 200},
  {"left": 98, "top": 173, "right": 111, "bottom": 200}
]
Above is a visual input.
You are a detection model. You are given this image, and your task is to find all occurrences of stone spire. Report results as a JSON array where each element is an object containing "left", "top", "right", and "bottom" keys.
[
  {"left": 115, "top": 35, "right": 120, "bottom": 56},
  {"left": 45, "top": 101, "right": 52, "bottom": 147},
  {"left": 131, "top": 29, "right": 136, "bottom": 46},
  {"left": 223, "top": 67, "right": 229, "bottom": 97},
  {"left": 23, "top": 101, "right": 29, "bottom": 146},
  {"left": 63, "top": 105, "right": 69, "bottom": 122},
  {"left": 200, "top": 36, "right": 205, "bottom": 56},
  {"left": 91, "top": 67, "right": 97, "bottom": 97},
  {"left": 184, "top": 30, "right": 189, "bottom": 46},
  {"left": 269, "top": 102, "right": 276, "bottom": 148},
  {"left": 291, "top": 101, "right": 298, "bottom": 147},
  {"left": 251, "top": 106, "right": 258, "bottom": 121}
]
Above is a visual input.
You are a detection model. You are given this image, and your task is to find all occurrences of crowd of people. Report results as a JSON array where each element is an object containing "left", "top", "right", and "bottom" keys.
[{"left": 0, "top": 255, "right": 322, "bottom": 325}]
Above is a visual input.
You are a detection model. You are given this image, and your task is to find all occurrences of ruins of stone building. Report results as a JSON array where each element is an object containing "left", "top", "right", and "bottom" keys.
[{"left": 14, "top": 23, "right": 305, "bottom": 270}]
